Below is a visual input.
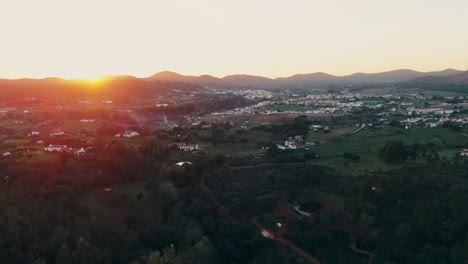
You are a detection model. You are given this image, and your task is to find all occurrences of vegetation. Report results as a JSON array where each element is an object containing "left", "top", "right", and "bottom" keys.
[{"left": 1, "top": 82, "right": 468, "bottom": 263}]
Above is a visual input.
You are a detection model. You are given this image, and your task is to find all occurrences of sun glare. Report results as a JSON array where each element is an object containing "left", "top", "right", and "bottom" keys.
[{"left": 71, "top": 77, "right": 109, "bottom": 88}]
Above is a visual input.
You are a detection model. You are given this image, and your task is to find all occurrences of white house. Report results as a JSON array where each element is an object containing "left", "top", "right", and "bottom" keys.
[
  {"left": 176, "top": 161, "right": 193, "bottom": 166},
  {"left": 50, "top": 127, "right": 64, "bottom": 137},
  {"left": 73, "top": 147, "right": 86, "bottom": 156},
  {"left": 285, "top": 140, "right": 297, "bottom": 149},
  {"left": 124, "top": 131, "right": 139, "bottom": 137},
  {"left": 44, "top": 144, "right": 68, "bottom": 152},
  {"left": 460, "top": 149, "right": 468, "bottom": 157},
  {"left": 178, "top": 143, "right": 199, "bottom": 152},
  {"left": 115, "top": 131, "right": 140, "bottom": 138}
]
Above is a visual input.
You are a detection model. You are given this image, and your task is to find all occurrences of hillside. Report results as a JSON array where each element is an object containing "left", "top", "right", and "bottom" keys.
[
  {"left": 144, "top": 68, "right": 466, "bottom": 88},
  {"left": 0, "top": 76, "right": 203, "bottom": 102},
  {"left": 405, "top": 70, "right": 467, "bottom": 84}
]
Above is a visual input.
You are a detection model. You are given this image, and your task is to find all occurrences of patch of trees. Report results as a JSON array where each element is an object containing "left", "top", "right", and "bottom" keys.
[
  {"left": 378, "top": 141, "right": 408, "bottom": 164},
  {"left": 140, "top": 95, "right": 250, "bottom": 117},
  {"left": 343, "top": 152, "right": 360, "bottom": 161},
  {"left": 253, "top": 115, "right": 311, "bottom": 140},
  {"left": 266, "top": 144, "right": 318, "bottom": 163},
  {"left": 378, "top": 141, "right": 445, "bottom": 164},
  {"left": 342, "top": 161, "right": 468, "bottom": 263}
]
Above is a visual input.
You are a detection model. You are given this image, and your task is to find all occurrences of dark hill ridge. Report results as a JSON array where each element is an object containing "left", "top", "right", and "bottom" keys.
[
  {"left": 0, "top": 75, "right": 203, "bottom": 101},
  {"left": 276, "top": 72, "right": 336, "bottom": 82},
  {"left": 149, "top": 71, "right": 186, "bottom": 80},
  {"left": 145, "top": 68, "right": 465, "bottom": 88},
  {"left": 1, "top": 69, "right": 466, "bottom": 96},
  {"left": 404, "top": 70, "right": 468, "bottom": 85},
  {"left": 448, "top": 70, "right": 468, "bottom": 84}
]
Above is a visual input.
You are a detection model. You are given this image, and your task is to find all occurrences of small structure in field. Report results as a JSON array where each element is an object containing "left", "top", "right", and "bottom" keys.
[
  {"left": 177, "top": 143, "right": 199, "bottom": 152},
  {"left": 44, "top": 144, "right": 68, "bottom": 152},
  {"left": 460, "top": 149, "right": 468, "bottom": 157}
]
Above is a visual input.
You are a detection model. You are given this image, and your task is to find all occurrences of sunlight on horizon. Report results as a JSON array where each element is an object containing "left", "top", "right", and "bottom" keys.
[{"left": 1, "top": 0, "right": 467, "bottom": 79}]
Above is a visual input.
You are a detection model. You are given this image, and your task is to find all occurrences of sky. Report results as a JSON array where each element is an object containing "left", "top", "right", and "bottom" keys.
[{"left": 0, "top": 0, "right": 467, "bottom": 79}]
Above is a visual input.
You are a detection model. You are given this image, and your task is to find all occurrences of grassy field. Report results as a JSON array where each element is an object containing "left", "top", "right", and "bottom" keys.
[
  {"left": 0, "top": 120, "right": 32, "bottom": 130},
  {"left": 307, "top": 126, "right": 356, "bottom": 143},
  {"left": 438, "top": 149, "right": 460, "bottom": 159},
  {"left": 310, "top": 125, "right": 468, "bottom": 174},
  {"left": 200, "top": 130, "right": 271, "bottom": 155},
  {"left": 80, "top": 181, "right": 150, "bottom": 222},
  {"left": 58, "top": 120, "right": 103, "bottom": 133},
  {"left": 361, "top": 99, "right": 382, "bottom": 105}
]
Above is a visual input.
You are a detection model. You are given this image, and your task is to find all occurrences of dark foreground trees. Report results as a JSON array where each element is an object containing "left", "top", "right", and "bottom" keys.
[{"left": 378, "top": 140, "right": 408, "bottom": 164}]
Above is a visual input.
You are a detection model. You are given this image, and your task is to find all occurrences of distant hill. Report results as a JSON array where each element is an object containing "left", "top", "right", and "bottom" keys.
[
  {"left": 447, "top": 70, "right": 468, "bottom": 84},
  {"left": 1, "top": 69, "right": 466, "bottom": 98},
  {"left": 149, "top": 71, "right": 188, "bottom": 81},
  {"left": 148, "top": 72, "right": 274, "bottom": 88},
  {"left": 279, "top": 72, "right": 336, "bottom": 81},
  {"left": 221, "top": 74, "right": 273, "bottom": 87},
  {"left": 144, "top": 68, "right": 466, "bottom": 88},
  {"left": 340, "top": 69, "right": 424, "bottom": 83},
  {"left": 0, "top": 75, "right": 203, "bottom": 102},
  {"left": 400, "top": 69, "right": 468, "bottom": 93},
  {"left": 404, "top": 70, "right": 468, "bottom": 85}
]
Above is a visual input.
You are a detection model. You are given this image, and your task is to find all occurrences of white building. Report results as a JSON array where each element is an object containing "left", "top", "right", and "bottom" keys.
[
  {"left": 44, "top": 144, "right": 68, "bottom": 152},
  {"left": 178, "top": 143, "right": 199, "bottom": 152},
  {"left": 80, "top": 119, "right": 96, "bottom": 123},
  {"left": 50, "top": 127, "right": 64, "bottom": 137}
]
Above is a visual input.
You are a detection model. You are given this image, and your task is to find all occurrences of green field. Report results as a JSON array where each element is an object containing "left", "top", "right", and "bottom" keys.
[
  {"left": 80, "top": 181, "right": 150, "bottom": 222},
  {"left": 361, "top": 99, "right": 382, "bottom": 105},
  {"left": 307, "top": 126, "right": 356, "bottom": 143},
  {"left": 310, "top": 125, "right": 468, "bottom": 173},
  {"left": 199, "top": 130, "right": 272, "bottom": 155},
  {"left": 438, "top": 149, "right": 460, "bottom": 159}
]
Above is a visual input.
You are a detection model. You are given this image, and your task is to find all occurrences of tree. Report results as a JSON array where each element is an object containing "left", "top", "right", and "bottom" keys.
[
  {"left": 33, "top": 259, "right": 47, "bottom": 264},
  {"left": 343, "top": 152, "right": 360, "bottom": 161},
  {"left": 378, "top": 141, "right": 408, "bottom": 164},
  {"left": 71, "top": 237, "right": 102, "bottom": 264},
  {"left": 55, "top": 244, "right": 70, "bottom": 264},
  {"left": 146, "top": 248, "right": 181, "bottom": 264},
  {"left": 265, "top": 143, "right": 279, "bottom": 158},
  {"left": 191, "top": 236, "right": 215, "bottom": 264}
]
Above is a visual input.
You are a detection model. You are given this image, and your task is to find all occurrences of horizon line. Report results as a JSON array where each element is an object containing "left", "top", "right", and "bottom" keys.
[{"left": 0, "top": 67, "right": 466, "bottom": 81}]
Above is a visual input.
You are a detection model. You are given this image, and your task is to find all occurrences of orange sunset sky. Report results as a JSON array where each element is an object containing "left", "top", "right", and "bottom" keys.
[{"left": 1, "top": 0, "right": 467, "bottom": 79}]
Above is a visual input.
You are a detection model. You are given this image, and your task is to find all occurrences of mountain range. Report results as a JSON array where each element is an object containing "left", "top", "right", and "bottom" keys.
[
  {"left": 403, "top": 70, "right": 468, "bottom": 85},
  {"left": 147, "top": 68, "right": 467, "bottom": 88},
  {"left": 1, "top": 69, "right": 467, "bottom": 96}
]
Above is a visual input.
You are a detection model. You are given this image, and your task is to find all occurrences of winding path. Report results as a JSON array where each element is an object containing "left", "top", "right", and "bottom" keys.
[{"left": 201, "top": 179, "right": 321, "bottom": 264}]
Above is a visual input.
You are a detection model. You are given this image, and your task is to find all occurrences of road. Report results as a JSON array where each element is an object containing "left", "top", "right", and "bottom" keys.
[{"left": 201, "top": 179, "right": 322, "bottom": 264}]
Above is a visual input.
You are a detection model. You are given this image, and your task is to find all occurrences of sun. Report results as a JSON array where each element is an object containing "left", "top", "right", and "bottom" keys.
[{"left": 71, "top": 76, "right": 109, "bottom": 88}]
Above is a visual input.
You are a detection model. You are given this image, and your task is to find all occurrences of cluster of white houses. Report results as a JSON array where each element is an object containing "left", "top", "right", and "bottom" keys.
[
  {"left": 115, "top": 131, "right": 140, "bottom": 138},
  {"left": 43, "top": 144, "right": 86, "bottom": 156},
  {"left": 278, "top": 135, "right": 309, "bottom": 150},
  {"left": 50, "top": 127, "right": 65, "bottom": 137},
  {"left": 177, "top": 143, "right": 199, "bottom": 152}
]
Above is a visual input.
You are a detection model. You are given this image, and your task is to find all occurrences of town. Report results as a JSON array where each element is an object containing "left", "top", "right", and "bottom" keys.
[{"left": 1, "top": 75, "right": 468, "bottom": 264}]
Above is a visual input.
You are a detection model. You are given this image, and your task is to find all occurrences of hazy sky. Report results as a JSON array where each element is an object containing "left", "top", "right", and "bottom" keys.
[{"left": 1, "top": 0, "right": 467, "bottom": 79}]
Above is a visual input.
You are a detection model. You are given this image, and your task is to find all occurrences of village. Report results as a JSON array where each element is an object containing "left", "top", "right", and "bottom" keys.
[{"left": 1, "top": 87, "right": 468, "bottom": 162}]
